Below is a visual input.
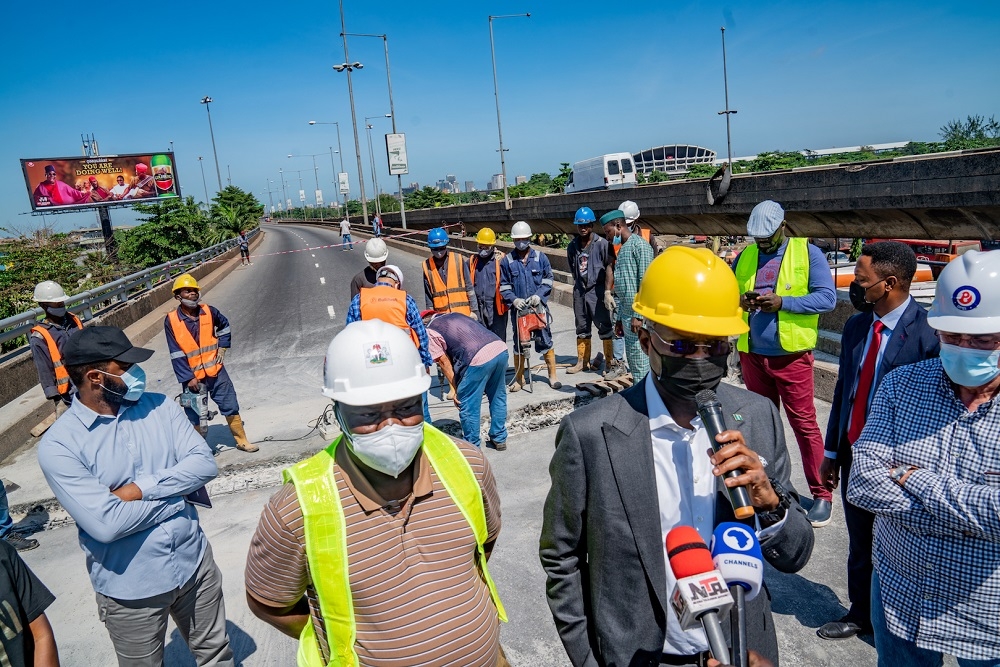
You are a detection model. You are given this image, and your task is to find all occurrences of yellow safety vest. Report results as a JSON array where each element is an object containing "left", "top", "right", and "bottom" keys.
[
  {"left": 282, "top": 423, "right": 507, "bottom": 667},
  {"left": 734, "top": 237, "right": 818, "bottom": 353}
]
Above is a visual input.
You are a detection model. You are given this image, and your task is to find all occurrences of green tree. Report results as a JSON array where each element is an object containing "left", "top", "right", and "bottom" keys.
[
  {"left": 687, "top": 163, "right": 722, "bottom": 179},
  {"left": 940, "top": 115, "right": 1000, "bottom": 144},
  {"left": 118, "top": 196, "right": 209, "bottom": 268},
  {"left": 404, "top": 186, "right": 456, "bottom": 210},
  {"left": 849, "top": 238, "right": 864, "bottom": 261},
  {"left": 551, "top": 162, "right": 572, "bottom": 192},
  {"left": 206, "top": 186, "right": 263, "bottom": 243}
]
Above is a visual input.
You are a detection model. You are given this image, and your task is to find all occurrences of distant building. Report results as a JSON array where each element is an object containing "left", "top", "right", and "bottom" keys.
[
  {"left": 436, "top": 178, "right": 460, "bottom": 194},
  {"left": 69, "top": 226, "right": 134, "bottom": 253},
  {"left": 465, "top": 180, "right": 476, "bottom": 192},
  {"left": 402, "top": 182, "right": 420, "bottom": 195},
  {"left": 489, "top": 174, "right": 505, "bottom": 191},
  {"left": 514, "top": 175, "right": 527, "bottom": 185},
  {"left": 711, "top": 141, "right": 911, "bottom": 166},
  {"left": 633, "top": 144, "right": 717, "bottom": 177}
]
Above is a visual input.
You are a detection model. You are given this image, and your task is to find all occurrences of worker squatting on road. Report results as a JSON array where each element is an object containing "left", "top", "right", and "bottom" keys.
[
  {"left": 350, "top": 237, "right": 389, "bottom": 298},
  {"left": 603, "top": 208, "right": 655, "bottom": 380},
  {"left": 423, "top": 227, "right": 479, "bottom": 318},
  {"left": 566, "top": 207, "right": 614, "bottom": 376},
  {"left": 245, "top": 319, "right": 510, "bottom": 667},
  {"left": 499, "top": 221, "right": 561, "bottom": 391},
  {"left": 470, "top": 227, "right": 509, "bottom": 342},
  {"left": 164, "top": 273, "right": 258, "bottom": 453},
  {"left": 29, "top": 281, "right": 84, "bottom": 419}
]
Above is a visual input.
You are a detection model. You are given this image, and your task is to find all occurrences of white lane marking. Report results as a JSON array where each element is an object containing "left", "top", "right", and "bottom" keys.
[
  {"left": 315, "top": 263, "right": 319, "bottom": 268},
  {"left": 312, "top": 254, "right": 315, "bottom": 257},
  {"left": 327, "top": 305, "right": 336, "bottom": 319},
  {"left": 320, "top": 277, "right": 326, "bottom": 285}
]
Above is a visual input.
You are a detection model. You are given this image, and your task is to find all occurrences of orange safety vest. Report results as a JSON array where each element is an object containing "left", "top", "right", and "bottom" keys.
[
  {"left": 167, "top": 305, "right": 222, "bottom": 380},
  {"left": 359, "top": 285, "right": 421, "bottom": 349},
  {"left": 469, "top": 254, "right": 509, "bottom": 317},
  {"left": 422, "top": 252, "right": 472, "bottom": 315},
  {"left": 640, "top": 228, "right": 651, "bottom": 243},
  {"left": 31, "top": 314, "right": 83, "bottom": 395}
]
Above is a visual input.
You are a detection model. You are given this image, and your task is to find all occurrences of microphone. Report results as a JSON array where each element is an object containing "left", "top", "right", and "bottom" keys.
[
  {"left": 696, "top": 389, "right": 755, "bottom": 520},
  {"left": 711, "top": 523, "right": 764, "bottom": 667},
  {"left": 666, "top": 526, "right": 733, "bottom": 665}
]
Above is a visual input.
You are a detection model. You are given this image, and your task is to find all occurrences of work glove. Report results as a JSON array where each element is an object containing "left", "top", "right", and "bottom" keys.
[
  {"left": 216, "top": 348, "right": 227, "bottom": 364},
  {"left": 603, "top": 291, "right": 617, "bottom": 312},
  {"left": 469, "top": 312, "right": 479, "bottom": 322},
  {"left": 513, "top": 298, "right": 528, "bottom": 311},
  {"left": 527, "top": 295, "right": 541, "bottom": 308}
]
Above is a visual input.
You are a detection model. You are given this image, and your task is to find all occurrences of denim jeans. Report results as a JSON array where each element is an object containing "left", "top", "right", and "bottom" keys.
[
  {"left": 612, "top": 335, "right": 625, "bottom": 360},
  {"left": 0, "top": 483, "right": 11, "bottom": 538},
  {"left": 456, "top": 352, "right": 508, "bottom": 446},
  {"left": 342, "top": 234, "right": 353, "bottom": 250},
  {"left": 872, "top": 571, "right": 1000, "bottom": 667}
]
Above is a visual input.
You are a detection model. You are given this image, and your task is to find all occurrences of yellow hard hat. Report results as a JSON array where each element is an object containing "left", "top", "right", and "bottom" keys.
[
  {"left": 172, "top": 273, "right": 200, "bottom": 293},
  {"left": 632, "top": 246, "right": 748, "bottom": 337},
  {"left": 476, "top": 227, "right": 497, "bottom": 245}
]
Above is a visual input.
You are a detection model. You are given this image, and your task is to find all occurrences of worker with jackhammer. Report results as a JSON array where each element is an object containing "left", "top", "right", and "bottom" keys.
[
  {"left": 164, "top": 274, "right": 257, "bottom": 452},
  {"left": 565, "top": 207, "right": 614, "bottom": 376}
]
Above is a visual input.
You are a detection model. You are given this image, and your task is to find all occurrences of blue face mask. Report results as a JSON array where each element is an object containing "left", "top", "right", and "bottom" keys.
[
  {"left": 514, "top": 240, "right": 530, "bottom": 252},
  {"left": 97, "top": 365, "right": 147, "bottom": 402},
  {"left": 612, "top": 235, "right": 622, "bottom": 245},
  {"left": 939, "top": 343, "right": 1000, "bottom": 388}
]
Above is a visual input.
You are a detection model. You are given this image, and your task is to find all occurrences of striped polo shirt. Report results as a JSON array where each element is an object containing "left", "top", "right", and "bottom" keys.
[{"left": 245, "top": 437, "right": 503, "bottom": 666}]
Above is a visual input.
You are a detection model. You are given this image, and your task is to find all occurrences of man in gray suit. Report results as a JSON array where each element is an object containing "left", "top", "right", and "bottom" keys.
[{"left": 541, "top": 246, "right": 815, "bottom": 667}]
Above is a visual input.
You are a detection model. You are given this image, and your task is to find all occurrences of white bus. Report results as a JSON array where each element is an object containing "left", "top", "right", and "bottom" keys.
[{"left": 564, "top": 153, "right": 637, "bottom": 193}]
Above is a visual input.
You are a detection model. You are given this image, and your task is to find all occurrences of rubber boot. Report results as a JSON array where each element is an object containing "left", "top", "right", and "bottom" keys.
[
  {"left": 509, "top": 354, "right": 524, "bottom": 393},
  {"left": 566, "top": 339, "right": 590, "bottom": 374},
  {"left": 226, "top": 414, "right": 259, "bottom": 452},
  {"left": 596, "top": 339, "right": 615, "bottom": 372},
  {"left": 544, "top": 349, "right": 562, "bottom": 389}
]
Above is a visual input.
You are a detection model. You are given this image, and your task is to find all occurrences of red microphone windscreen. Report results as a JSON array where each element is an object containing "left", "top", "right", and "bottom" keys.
[{"left": 666, "top": 526, "right": 714, "bottom": 579}]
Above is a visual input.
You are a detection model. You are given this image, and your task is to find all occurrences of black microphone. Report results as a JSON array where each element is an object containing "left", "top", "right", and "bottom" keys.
[{"left": 696, "top": 389, "right": 755, "bottom": 520}]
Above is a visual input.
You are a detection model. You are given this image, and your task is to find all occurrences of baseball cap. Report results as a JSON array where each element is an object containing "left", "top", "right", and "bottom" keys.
[
  {"left": 63, "top": 326, "right": 154, "bottom": 366},
  {"left": 747, "top": 200, "right": 785, "bottom": 237}
]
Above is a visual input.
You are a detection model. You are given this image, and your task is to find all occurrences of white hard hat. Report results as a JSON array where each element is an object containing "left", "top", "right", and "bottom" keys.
[
  {"left": 364, "top": 237, "right": 388, "bottom": 263},
  {"left": 619, "top": 200, "right": 640, "bottom": 223},
  {"left": 927, "top": 250, "right": 1000, "bottom": 334},
  {"left": 322, "top": 320, "right": 430, "bottom": 405},
  {"left": 511, "top": 220, "right": 532, "bottom": 239},
  {"left": 33, "top": 280, "right": 68, "bottom": 303},
  {"left": 377, "top": 264, "right": 404, "bottom": 286}
]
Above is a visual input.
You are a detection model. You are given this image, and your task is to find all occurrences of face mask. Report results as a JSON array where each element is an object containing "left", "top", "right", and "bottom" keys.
[
  {"left": 478, "top": 248, "right": 493, "bottom": 259},
  {"left": 612, "top": 235, "right": 622, "bottom": 245},
  {"left": 96, "top": 365, "right": 147, "bottom": 403},
  {"left": 337, "top": 408, "right": 424, "bottom": 478},
  {"left": 46, "top": 306, "right": 67, "bottom": 318},
  {"left": 432, "top": 249, "right": 447, "bottom": 260},
  {"left": 939, "top": 343, "right": 1000, "bottom": 388},
  {"left": 514, "top": 240, "right": 530, "bottom": 252},
  {"left": 654, "top": 354, "right": 728, "bottom": 403},
  {"left": 848, "top": 280, "right": 883, "bottom": 313},
  {"left": 180, "top": 297, "right": 200, "bottom": 308}
]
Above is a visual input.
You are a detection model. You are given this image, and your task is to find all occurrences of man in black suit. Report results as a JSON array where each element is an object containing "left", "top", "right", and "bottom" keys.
[
  {"left": 541, "top": 246, "right": 815, "bottom": 667},
  {"left": 816, "top": 241, "right": 939, "bottom": 641}
]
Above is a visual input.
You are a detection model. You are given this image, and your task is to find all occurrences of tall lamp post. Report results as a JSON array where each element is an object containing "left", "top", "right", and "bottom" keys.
[
  {"left": 718, "top": 26, "right": 738, "bottom": 169},
  {"left": 199, "top": 96, "right": 223, "bottom": 192},
  {"left": 288, "top": 153, "right": 325, "bottom": 213},
  {"left": 488, "top": 13, "right": 530, "bottom": 211},
  {"left": 308, "top": 120, "right": 347, "bottom": 219},
  {"left": 197, "top": 156, "right": 210, "bottom": 209},
  {"left": 342, "top": 32, "right": 407, "bottom": 229},
  {"left": 278, "top": 168, "right": 289, "bottom": 215},
  {"left": 364, "top": 114, "right": 391, "bottom": 218},
  {"left": 333, "top": 0, "right": 369, "bottom": 226},
  {"left": 285, "top": 169, "right": 310, "bottom": 219}
]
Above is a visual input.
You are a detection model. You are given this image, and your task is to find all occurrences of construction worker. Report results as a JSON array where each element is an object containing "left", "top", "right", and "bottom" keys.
[
  {"left": 349, "top": 237, "right": 388, "bottom": 298},
  {"left": 619, "top": 200, "right": 663, "bottom": 255},
  {"left": 733, "top": 200, "right": 837, "bottom": 526},
  {"left": 603, "top": 209, "right": 654, "bottom": 380},
  {"left": 600, "top": 214, "right": 628, "bottom": 381},
  {"left": 566, "top": 206, "right": 614, "bottom": 376},
  {"left": 470, "top": 227, "right": 509, "bottom": 342},
  {"left": 423, "top": 227, "right": 478, "bottom": 318},
  {"left": 500, "top": 221, "right": 560, "bottom": 391},
  {"left": 245, "top": 319, "right": 508, "bottom": 667},
  {"left": 164, "top": 274, "right": 258, "bottom": 452},
  {"left": 30, "top": 280, "right": 84, "bottom": 417},
  {"left": 423, "top": 311, "right": 509, "bottom": 451}
]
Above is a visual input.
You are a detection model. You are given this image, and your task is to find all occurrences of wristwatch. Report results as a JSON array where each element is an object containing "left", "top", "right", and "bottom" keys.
[
  {"left": 758, "top": 477, "right": 793, "bottom": 527},
  {"left": 890, "top": 464, "right": 918, "bottom": 485}
]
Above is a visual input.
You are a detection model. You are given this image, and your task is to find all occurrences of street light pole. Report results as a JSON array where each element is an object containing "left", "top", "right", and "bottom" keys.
[
  {"left": 364, "top": 114, "right": 391, "bottom": 218},
  {"left": 335, "top": 0, "right": 369, "bottom": 226},
  {"left": 197, "top": 156, "right": 210, "bottom": 209},
  {"left": 278, "top": 168, "right": 288, "bottom": 215},
  {"left": 718, "top": 26, "right": 738, "bottom": 168},
  {"left": 309, "top": 120, "right": 348, "bottom": 220},
  {"left": 488, "top": 13, "right": 530, "bottom": 212},
  {"left": 200, "top": 96, "right": 223, "bottom": 192}
]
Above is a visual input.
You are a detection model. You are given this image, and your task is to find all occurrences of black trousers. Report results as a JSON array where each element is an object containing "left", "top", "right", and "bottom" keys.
[{"left": 841, "top": 450, "right": 875, "bottom": 628}]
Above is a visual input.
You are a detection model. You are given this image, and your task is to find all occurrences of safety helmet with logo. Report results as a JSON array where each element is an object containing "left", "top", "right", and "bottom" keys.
[
  {"left": 619, "top": 200, "right": 640, "bottom": 223},
  {"left": 427, "top": 228, "right": 449, "bottom": 249},
  {"left": 573, "top": 207, "right": 596, "bottom": 225},
  {"left": 510, "top": 221, "right": 532, "bottom": 239},
  {"left": 376, "top": 264, "right": 404, "bottom": 286},
  {"left": 632, "top": 246, "right": 749, "bottom": 337},
  {"left": 322, "top": 319, "right": 431, "bottom": 405},
  {"left": 927, "top": 250, "right": 1000, "bottom": 335},
  {"left": 171, "top": 274, "right": 200, "bottom": 293},
  {"left": 33, "top": 280, "right": 68, "bottom": 303},
  {"left": 476, "top": 227, "right": 497, "bottom": 245},
  {"left": 364, "top": 237, "right": 389, "bottom": 263}
]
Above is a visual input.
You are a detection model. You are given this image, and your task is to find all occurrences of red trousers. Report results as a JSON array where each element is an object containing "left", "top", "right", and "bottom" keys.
[{"left": 739, "top": 351, "right": 832, "bottom": 502}]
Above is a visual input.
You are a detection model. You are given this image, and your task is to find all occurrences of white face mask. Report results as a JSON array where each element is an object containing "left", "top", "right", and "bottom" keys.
[{"left": 337, "top": 408, "right": 424, "bottom": 477}]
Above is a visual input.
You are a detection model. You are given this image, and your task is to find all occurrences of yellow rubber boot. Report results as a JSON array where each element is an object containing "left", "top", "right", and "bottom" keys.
[
  {"left": 544, "top": 349, "right": 562, "bottom": 389},
  {"left": 566, "top": 339, "right": 590, "bottom": 374},
  {"left": 226, "top": 414, "right": 259, "bottom": 452},
  {"left": 600, "top": 339, "right": 615, "bottom": 372},
  {"left": 509, "top": 354, "right": 524, "bottom": 392}
]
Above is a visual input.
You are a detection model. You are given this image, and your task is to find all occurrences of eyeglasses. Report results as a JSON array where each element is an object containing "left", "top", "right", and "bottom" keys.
[
  {"left": 646, "top": 325, "right": 732, "bottom": 356},
  {"left": 938, "top": 332, "right": 1000, "bottom": 351}
]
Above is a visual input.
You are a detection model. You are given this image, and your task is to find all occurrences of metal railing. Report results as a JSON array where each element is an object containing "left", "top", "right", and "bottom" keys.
[{"left": 0, "top": 228, "right": 259, "bottom": 348}]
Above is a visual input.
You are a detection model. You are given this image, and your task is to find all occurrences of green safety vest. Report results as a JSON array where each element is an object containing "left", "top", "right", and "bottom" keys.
[
  {"left": 734, "top": 237, "right": 819, "bottom": 353},
  {"left": 282, "top": 423, "right": 507, "bottom": 667}
]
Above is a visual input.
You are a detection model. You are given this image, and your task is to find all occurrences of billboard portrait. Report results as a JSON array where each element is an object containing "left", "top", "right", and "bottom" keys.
[{"left": 21, "top": 152, "right": 180, "bottom": 211}]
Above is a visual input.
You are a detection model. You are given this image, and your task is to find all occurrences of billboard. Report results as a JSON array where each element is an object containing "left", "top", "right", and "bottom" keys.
[
  {"left": 385, "top": 133, "right": 408, "bottom": 175},
  {"left": 21, "top": 153, "right": 180, "bottom": 212},
  {"left": 338, "top": 172, "right": 350, "bottom": 195}
]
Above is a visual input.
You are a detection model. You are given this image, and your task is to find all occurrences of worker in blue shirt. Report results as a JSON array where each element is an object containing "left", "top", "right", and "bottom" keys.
[{"left": 38, "top": 326, "right": 234, "bottom": 666}]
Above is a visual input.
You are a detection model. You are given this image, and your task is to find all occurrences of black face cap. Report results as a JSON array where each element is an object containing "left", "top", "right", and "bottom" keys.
[{"left": 63, "top": 326, "right": 154, "bottom": 366}]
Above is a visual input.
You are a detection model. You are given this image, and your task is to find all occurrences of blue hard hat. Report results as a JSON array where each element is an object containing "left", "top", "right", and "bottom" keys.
[
  {"left": 427, "top": 228, "right": 449, "bottom": 248},
  {"left": 574, "top": 207, "right": 596, "bottom": 225}
]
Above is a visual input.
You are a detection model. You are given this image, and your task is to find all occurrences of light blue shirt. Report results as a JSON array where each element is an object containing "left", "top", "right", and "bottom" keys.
[{"left": 38, "top": 392, "right": 217, "bottom": 599}]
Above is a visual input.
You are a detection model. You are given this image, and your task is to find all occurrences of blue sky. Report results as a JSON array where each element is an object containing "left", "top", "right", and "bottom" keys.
[{"left": 2, "top": 0, "right": 998, "bottom": 233}]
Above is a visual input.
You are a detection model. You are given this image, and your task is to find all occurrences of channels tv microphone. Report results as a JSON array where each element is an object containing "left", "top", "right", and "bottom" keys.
[
  {"left": 696, "top": 389, "right": 755, "bottom": 519},
  {"left": 711, "top": 523, "right": 764, "bottom": 667},
  {"left": 666, "top": 526, "right": 734, "bottom": 665}
]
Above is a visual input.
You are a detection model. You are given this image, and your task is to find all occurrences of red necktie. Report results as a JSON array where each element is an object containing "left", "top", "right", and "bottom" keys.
[{"left": 848, "top": 320, "right": 885, "bottom": 444}]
